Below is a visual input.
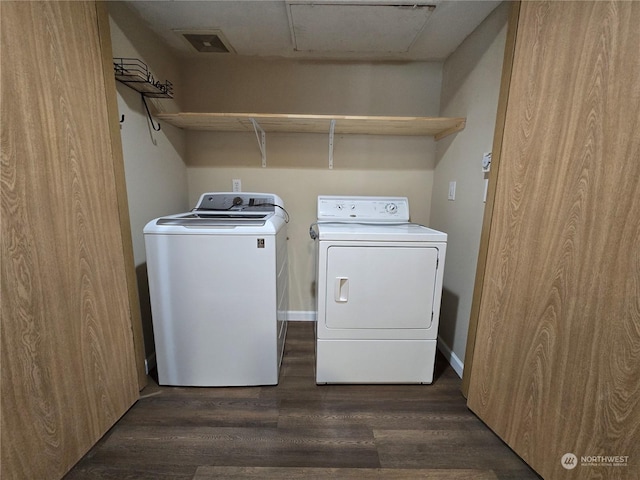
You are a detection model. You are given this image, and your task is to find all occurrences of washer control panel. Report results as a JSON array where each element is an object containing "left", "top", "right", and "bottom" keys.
[
  {"left": 317, "top": 196, "right": 410, "bottom": 222},
  {"left": 195, "top": 192, "right": 276, "bottom": 212}
]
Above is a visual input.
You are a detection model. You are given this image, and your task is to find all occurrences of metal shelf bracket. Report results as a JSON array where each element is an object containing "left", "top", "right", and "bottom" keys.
[
  {"left": 328, "top": 119, "right": 336, "bottom": 169},
  {"left": 250, "top": 118, "right": 267, "bottom": 167}
]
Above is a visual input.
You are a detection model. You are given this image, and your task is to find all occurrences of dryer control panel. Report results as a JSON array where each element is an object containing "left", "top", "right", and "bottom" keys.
[{"left": 317, "top": 196, "right": 410, "bottom": 222}]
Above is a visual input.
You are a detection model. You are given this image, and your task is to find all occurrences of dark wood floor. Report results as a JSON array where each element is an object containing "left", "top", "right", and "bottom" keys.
[{"left": 65, "top": 322, "right": 540, "bottom": 479}]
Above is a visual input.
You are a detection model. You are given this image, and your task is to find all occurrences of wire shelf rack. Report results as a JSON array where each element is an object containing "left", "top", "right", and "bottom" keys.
[{"left": 113, "top": 58, "right": 173, "bottom": 98}]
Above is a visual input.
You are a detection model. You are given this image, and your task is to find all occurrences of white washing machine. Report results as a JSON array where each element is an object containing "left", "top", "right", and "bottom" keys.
[
  {"left": 313, "top": 196, "right": 446, "bottom": 384},
  {"left": 143, "top": 192, "right": 288, "bottom": 386}
]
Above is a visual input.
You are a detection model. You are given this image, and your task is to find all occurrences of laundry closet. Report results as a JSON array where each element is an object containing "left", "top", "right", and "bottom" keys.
[
  {"left": 4, "top": 2, "right": 637, "bottom": 479},
  {"left": 110, "top": 2, "right": 640, "bottom": 477},
  {"left": 109, "top": 2, "right": 505, "bottom": 384}
]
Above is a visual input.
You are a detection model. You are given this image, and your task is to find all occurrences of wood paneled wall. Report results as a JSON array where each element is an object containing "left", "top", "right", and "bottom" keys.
[
  {"left": 467, "top": 1, "right": 640, "bottom": 478},
  {"left": 1, "top": 2, "right": 139, "bottom": 478}
]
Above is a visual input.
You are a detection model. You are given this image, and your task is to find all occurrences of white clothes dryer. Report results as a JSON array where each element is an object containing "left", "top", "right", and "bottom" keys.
[
  {"left": 144, "top": 192, "right": 288, "bottom": 386},
  {"left": 312, "top": 196, "right": 446, "bottom": 384}
]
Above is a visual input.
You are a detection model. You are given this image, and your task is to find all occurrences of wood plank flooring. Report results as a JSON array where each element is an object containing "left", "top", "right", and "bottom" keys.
[{"left": 64, "top": 322, "right": 540, "bottom": 479}]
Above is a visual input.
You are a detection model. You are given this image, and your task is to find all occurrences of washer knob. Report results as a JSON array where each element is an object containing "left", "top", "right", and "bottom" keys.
[{"left": 385, "top": 203, "right": 398, "bottom": 214}]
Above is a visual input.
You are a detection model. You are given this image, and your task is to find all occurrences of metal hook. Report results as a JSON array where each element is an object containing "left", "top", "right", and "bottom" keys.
[{"left": 141, "top": 94, "right": 161, "bottom": 131}]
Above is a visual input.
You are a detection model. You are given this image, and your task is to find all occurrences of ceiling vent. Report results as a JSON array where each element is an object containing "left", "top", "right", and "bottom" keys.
[{"left": 175, "top": 30, "right": 235, "bottom": 54}]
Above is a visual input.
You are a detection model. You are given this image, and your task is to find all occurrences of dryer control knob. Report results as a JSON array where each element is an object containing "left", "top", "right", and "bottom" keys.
[{"left": 385, "top": 203, "right": 398, "bottom": 214}]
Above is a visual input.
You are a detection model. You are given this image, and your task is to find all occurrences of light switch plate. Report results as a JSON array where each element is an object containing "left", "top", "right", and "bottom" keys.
[
  {"left": 448, "top": 181, "right": 456, "bottom": 201},
  {"left": 482, "top": 152, "right": 492, "bottom": 172}
]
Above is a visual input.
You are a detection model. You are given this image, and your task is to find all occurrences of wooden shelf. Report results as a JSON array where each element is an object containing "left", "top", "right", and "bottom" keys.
[{"left": 155, "top": 112, "right": 465, "bottom": 140}]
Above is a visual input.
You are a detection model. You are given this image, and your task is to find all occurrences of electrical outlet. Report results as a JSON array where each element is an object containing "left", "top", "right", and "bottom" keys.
[{"left": 232, "top": 179, "right": 241, "bottom": 192}]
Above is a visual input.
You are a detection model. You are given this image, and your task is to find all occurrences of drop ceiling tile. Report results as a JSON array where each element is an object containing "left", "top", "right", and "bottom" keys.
[{"left": 288, "top": 3, "right": 435, "bottom": 54}]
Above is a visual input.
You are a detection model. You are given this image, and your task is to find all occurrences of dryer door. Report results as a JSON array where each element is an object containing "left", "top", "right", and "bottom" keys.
[{"left": 324, "top": 245, "right": 439, "bottom": 330}]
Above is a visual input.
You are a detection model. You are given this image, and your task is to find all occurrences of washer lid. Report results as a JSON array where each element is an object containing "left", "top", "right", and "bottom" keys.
[
  {"left": 317, "top": 222, "right": 447, "bottom": 242},
  {"left": 144, "top": 211, "right": 284, "bottom": 235},
  {"left": 156, "top": 212, "right": 270, "bottom": 226}
]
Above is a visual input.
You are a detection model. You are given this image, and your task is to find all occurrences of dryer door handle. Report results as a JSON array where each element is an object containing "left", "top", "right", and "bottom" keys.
[{"left": 334, "top": 277, "right": 349, "bottom": 302}]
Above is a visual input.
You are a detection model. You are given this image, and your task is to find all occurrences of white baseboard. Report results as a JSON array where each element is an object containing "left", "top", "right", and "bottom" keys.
[
  {"left": 286, "top": 310, "right": 317, "bottom": 321},
  {"left": 437, "top": 336, "right": 464, "bottom": 379},
  {"left": 144, "top": 352, "right": 156, "bottom": 375}
]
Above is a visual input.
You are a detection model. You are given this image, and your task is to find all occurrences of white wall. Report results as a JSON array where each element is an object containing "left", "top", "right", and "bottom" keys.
[
  {"left": 181, "top": 57, "right": 442, "bottom": 116},
  {"left": 108, "top": 3, "right": 189, "bottom": 357},
  {"left": 430, "top": 3, "right": 509, "bottom": 375},
  {"left": 108, "top": 3, "right": 189, "bottom": 263},
  {"left": 180, "top": 58, "right": 443, "bottom": 313}
]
